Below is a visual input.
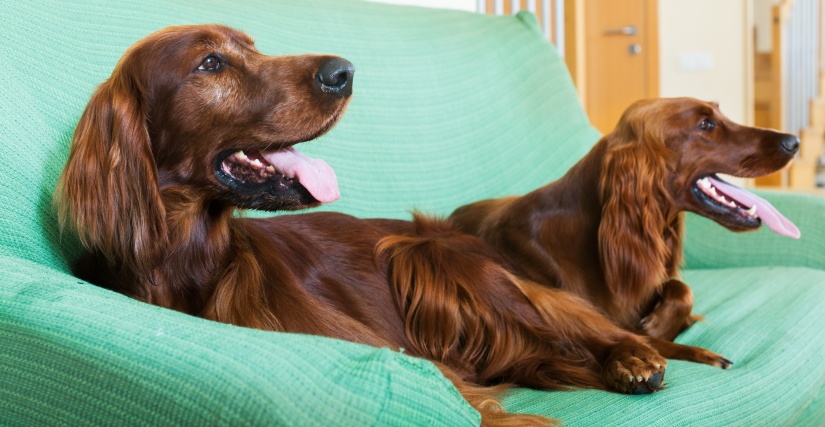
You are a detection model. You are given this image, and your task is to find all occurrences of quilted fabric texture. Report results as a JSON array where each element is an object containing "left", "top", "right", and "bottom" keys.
[
  {"left": 503, "top": 266, "right": 825, "bottom": 425},
  {"left": 1, "top": 0, "right": 824, "bottom": 426},
  {"left": 0, "top": 257, "right": 479, "bottom": 426}
]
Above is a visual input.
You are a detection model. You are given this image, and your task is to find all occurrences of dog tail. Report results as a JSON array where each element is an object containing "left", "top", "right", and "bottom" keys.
[
  {"left": 376, "top": 214, "right": 555, "bottom": 426},
  {"left": 435, "top": 362, "right": 556, "bottom": 427},
  {"left": 375, "top": 214, "right": 501, "bottom": 370}
]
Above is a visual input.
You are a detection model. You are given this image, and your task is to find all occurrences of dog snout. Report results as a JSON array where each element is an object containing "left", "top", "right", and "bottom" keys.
[
  {"left": 780, "top": 135, "right": 800, "bottom": 155},
  {"left": 316, "top": 57, "right": 354, "bottom": 97}
]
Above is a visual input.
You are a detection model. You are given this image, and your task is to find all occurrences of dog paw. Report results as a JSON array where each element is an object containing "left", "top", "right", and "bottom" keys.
[
  {"left": 694, "top": 349, "right": 734, "bottom": 370},
  {"left": 603, "top": 340, "right": 668, "bottom": 394}
]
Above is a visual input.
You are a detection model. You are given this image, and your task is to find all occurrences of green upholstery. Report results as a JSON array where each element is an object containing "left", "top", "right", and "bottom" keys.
[
  {"left": 1, "top": 0, "right": 823, "bottom": 425},
  {"left": 504, "top": 266, "right": 825, "bottom": 425},
  {"left": 0, "top": 256, "right": 477, "bottom": 426},
  {"left": 684, "top": 191, "right": 825, "bottom": 270}
]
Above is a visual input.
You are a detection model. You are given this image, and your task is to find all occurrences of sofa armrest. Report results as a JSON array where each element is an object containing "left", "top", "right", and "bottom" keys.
[
  {"left": 0, "top": 257, "right": 479, "bottom": 427},
  {"left": 684, "top": 191, "right": 825, "bottom": 271}
]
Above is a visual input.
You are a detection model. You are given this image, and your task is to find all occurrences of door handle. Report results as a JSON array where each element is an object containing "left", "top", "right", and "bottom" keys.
[{"left": 603, "top": 25, "right": 638, "bottom": 36}]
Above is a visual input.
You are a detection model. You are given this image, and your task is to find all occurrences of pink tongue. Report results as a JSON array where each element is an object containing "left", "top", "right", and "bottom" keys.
[
  {"left": 708, "top": 176, "right": 800, "bottom": 239},
  {"left": 261, "top": 147, "right": 339, "bottom": 203}
]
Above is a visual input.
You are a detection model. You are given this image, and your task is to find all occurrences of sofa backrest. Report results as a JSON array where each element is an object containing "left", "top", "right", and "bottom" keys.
[{"left": 0, "top": 0, "right": 600, "bottom": 272}]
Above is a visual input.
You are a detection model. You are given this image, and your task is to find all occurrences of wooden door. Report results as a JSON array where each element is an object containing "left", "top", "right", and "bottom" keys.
[{"left": 583, "top": 0, "right": 658, "bottom": 134}]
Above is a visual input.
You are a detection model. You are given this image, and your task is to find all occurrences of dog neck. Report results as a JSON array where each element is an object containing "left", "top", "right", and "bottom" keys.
[
  {"left": 152, "top": 186, "right": 288, "bottom": 332},
  {"left": 127, "top": 185, "right": 236, "bottom": 314},
  {"left": 527, "top": 139, "right": 608, "bottom": 238}
]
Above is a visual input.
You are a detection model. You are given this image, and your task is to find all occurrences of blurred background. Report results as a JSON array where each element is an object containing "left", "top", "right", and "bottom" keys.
[{"left": 371, "top": 0, "right": 825, "bottom": 193}]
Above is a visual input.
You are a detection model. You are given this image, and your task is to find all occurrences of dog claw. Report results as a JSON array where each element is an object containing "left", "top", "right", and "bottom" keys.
[
  {"left": 698, "top": 350, "right": 733, "bottom": 369},
  {"left": 628, "top": 369, "right": 665, "bottom": 394},
  {"left": 647, "top": 371, "right": 664, "bottom": 389},
  {"left": 603, "top": 342, "right": 667, "bottom": 394},
  {"left": 629, "top": 370, "right": 665, "bottom": 395}
]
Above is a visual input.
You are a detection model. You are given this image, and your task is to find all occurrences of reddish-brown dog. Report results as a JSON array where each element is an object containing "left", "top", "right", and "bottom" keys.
[
  {"left": 57, "top": 27, "right": 728, "bottom": 425},
  {"left": 451, "top": 98, "right": 800, "bottom": 362}
]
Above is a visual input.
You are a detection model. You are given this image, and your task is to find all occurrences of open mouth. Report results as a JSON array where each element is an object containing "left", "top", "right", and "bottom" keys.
[
  {"left": 215, "top": 146, "right": 339, "bottom": 204},
  {"left": 691, "top": 174, "right": 800, "bottom": 238}
]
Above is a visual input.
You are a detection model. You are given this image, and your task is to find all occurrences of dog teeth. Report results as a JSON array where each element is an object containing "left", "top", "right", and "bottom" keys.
[
  {"left": 697, "top": 176, "right": 745, "bottom": 210},
  {"left": 234, "top": 150, "right": 248, "bottom": 161},
  {"left": 249, "top": 159, "right": 264, "bottom": 169},
  {"left": 265, "top": 165, "right": 275, "bottom": 173},
  {"left": 718, "top": 195, "right": 736, "bottom": 208},
  {"left": 747, "top": 205, "right": 758, "bottom": 217}
]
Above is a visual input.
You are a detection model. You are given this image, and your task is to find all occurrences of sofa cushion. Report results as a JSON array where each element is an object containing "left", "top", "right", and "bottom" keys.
[
  {"left": 0, "top": 1, "right": 598, "bottom": 425},
  {"left": 2, "top": 0, "right": 824, "bottom": 425},
  {"left": 0, "top": 256, "right": 480, "bottom": 426},
  {"left": 502, "top": 266, "right": 825, "bottom": 425}
]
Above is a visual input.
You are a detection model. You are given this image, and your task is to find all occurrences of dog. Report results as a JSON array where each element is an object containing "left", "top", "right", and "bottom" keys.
[
  {"left": 56, "top": 26, "right": 729, "bottom": 425},
  {"left": 450, "top": 98, "right": 800, "bottom": 355}
]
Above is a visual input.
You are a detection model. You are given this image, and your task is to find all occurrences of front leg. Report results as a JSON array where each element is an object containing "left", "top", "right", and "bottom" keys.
[
  {"left": 640, "top": 279, "right": 698, "bottom": 341},
  {"left": 646, "top": 336, "right": 732, "bottom": 369}
]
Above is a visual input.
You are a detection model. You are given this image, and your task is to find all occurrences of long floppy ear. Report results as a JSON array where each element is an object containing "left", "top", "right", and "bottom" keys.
[
  {"left": 597, "top": 118, "right": 673, "bottom": 310},
  {"left": 55, "top": 69, "right": 166, "bottom": 279}
]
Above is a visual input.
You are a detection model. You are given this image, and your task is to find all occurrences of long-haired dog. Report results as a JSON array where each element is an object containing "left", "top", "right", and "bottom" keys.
[
  {"left": 57, "top": 27, "right": 730, "bottom": 425},
  {"left": 450, "top": 98, "right": 800, "bottom": 359}
]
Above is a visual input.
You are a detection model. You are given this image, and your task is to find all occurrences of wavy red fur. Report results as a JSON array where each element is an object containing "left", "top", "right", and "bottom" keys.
[
  {"left": 56, "top": 27, "right": 740, "bottom": 425},
  {"left": 451, "top": 98, "right": 798, "bottom": 365}
]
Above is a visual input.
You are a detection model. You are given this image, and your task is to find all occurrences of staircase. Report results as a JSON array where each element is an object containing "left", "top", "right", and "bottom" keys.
[
  {"left": 756, "top": 0, "right": 824, "bottom": 190},
  {"left": 792, "top": 73, "right": 825, "bottom": 189}
]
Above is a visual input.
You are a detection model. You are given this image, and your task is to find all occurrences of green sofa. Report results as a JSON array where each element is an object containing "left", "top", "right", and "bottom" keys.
[{"left": 2, "top": 0, "right": 824, "bottom": 425}]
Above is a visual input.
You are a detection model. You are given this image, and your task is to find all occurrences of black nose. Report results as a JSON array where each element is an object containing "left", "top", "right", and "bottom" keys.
[
  {"left": 316, "top": 57, "right": 354, "bottom": 97},
  {"left": 780, "top": 135, "right": 800, "bottom": 155}
]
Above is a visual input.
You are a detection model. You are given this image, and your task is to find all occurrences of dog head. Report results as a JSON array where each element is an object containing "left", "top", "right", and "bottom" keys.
[
  {"left": 57, "top": 24, "right": 352, "bottom": 269},
  {"left": 602, "top": 97, "right": 800, "bottom": 238}
]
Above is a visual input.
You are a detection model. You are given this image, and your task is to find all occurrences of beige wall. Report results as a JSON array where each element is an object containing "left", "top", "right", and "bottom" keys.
[{"left": 658, "top": 0, "right": 753, "bottom": 124}]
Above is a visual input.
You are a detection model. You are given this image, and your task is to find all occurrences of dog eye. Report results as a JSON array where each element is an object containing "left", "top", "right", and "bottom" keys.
[
  {"left": 197, "top": 55, "right": 224, "bottom": 72},
  {"left": 699, "top": 119, "right": 716, "bottom": 131}
]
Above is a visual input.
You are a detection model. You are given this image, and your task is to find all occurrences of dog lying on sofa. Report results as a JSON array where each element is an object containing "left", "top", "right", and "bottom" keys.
[
  {"left": 450, "top": 97, "right": 800, "bottom": 347},
  {"left": 54, "top": 25, "right": 737, "bottom": 426}
]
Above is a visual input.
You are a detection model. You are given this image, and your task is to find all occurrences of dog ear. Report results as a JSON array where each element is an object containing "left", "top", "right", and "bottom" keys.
[
  {"left": 56, "top": 66, "right": 166, "bottom": 280},
  {"left": 597, "top": 117, "right": 673, "bottom": 311}
]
